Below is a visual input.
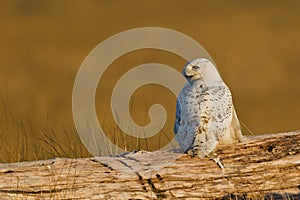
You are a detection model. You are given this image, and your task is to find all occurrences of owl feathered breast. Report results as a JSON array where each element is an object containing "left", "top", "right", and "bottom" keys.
[{"left": 174, "top": 58, "right": 243, "bottom": 157}]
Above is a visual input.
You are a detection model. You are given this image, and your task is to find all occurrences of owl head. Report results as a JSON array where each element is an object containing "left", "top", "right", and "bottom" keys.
[{"left": 183, "top": 58, "right": 222, "bottom": 83}]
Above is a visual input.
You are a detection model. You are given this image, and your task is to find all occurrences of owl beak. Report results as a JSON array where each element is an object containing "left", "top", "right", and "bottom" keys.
[{"left": 184, "top": 73, "right": 195, "bottom": 82}]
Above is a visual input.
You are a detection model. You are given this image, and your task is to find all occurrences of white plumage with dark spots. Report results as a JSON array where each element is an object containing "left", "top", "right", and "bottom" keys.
[{"left": 174, "top": 58, "right": 244, "bottom": 158}]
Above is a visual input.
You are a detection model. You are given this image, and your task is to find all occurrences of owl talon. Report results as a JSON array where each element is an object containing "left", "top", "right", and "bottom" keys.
[
  {"left": 187, "top": 149, "right": 195, "bottom": 157},
  {"left": 213, "top": 157, "right": 225, "bottom": 169}
]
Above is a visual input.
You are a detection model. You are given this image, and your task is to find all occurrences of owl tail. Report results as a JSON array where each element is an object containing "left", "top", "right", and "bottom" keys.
[{"left": 232, "top": 108, "right": 245, "bottom": 142}]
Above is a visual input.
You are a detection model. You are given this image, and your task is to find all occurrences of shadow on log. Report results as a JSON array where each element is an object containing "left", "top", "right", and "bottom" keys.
[{"left": 0, "top": 131, "right": 299, "bottom": 199}]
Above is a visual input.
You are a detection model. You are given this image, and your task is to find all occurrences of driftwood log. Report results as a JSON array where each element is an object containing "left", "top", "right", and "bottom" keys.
[{"left": 0, "top": 131, "right": 299, "bottom": 199}]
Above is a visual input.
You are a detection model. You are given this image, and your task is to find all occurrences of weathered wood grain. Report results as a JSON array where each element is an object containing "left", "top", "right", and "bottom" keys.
[{"left": 0, "top": 132, "right": 299, "bottom": 199}]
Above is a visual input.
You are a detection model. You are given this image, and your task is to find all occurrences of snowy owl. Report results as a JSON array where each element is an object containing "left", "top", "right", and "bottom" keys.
[{"left": 174, "top": 58, "right": 244, "bottom": 158}]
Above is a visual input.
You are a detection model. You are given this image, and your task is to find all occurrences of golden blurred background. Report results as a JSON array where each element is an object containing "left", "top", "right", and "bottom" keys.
[{"left": 0, "top": 0, "right": 299, "bottom": 163}]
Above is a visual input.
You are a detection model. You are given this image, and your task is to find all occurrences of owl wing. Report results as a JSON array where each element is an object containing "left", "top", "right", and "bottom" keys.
[
  {"left": 174, "top": 82, "right": 191, "bottom": 135},
  {"left": 194, "top": 85, "right": 234, "bottom": 157},
  {"left": 192, "top": 89, "right": 217, "bottom": 157},
  {"left": 174, "top": 82, "right": 201, "bottom": 152}
]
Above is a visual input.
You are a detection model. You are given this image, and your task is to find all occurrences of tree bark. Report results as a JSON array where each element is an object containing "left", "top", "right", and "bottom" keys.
[{"left": 0, "top": 131, "right": 299, "bottom": 199}]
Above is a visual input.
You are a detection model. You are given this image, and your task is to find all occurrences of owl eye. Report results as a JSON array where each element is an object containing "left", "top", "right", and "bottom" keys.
[{"left": 192, "top": 65, "right": 200, "bottom": 70}]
